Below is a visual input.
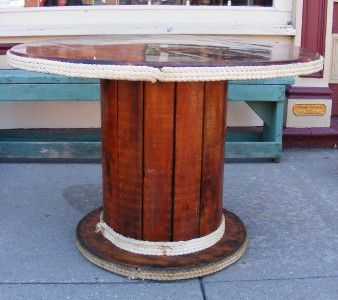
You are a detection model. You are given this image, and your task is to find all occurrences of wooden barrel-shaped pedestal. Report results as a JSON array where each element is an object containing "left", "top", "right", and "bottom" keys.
[
  {"left": 101, "top": 80, "right": 226, "bottom": 241},
  {"left": 76, "top": 80, "right": 247, "bottom": 280}
]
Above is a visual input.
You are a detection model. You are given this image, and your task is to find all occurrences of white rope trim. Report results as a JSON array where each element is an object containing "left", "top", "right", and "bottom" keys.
[
  {"left": 96, "top": 212, "right": 225, "bottom": 256},
  {"left": 7, "top": 51, "right": 324, "bottom": 82}
]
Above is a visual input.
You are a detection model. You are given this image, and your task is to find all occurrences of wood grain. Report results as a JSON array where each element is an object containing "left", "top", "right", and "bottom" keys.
[
  {"left": 143, "top": 82, "right": 175, "bottom": 241},
  {"left": 116, "top": 81, "right": 144, "bottom": 239},
  {"left": 200, "top": 81, "right": 227, "bottom": 236},
  {"left": 101, "top": 80, "right": 119, "bottom": 228},
  {"left": 77, "top": 207, "right": 247, "bottom": 269},
  {"left": 173, "top": 82, "right": 204, "bottom": 241},
  {"left": 101, "top": 80, "right": 229, "bottom": 242}
]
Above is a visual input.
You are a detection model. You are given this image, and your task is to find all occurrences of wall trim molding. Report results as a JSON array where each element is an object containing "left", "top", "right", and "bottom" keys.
[
  {"left": 287, "top": 86, "right": 333, "bottom": 99},
  {"left": 283, "top": 116, "right": 338, "bottom": 148}
]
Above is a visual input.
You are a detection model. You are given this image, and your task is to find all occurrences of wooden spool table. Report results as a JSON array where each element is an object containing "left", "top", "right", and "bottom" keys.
[{"left": 7, "top": 36, "right": 323, "bottom": 280}]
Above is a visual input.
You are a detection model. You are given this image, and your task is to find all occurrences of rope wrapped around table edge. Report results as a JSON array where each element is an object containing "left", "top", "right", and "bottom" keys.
[{"left": 7, "top": 51, "right": 324, "bottom": 83}]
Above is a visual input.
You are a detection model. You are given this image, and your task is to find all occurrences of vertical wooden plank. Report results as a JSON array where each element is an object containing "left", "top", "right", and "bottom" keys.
[
  {"left": 143, "top": 82, "right": 175, "bottom": 241},
  {"left": 200, "top": 81, "right": 226, "bottom": 237},
  {"left": 262, "top": 101, "right": 283, "bottom": 143},
  {"left": 173, "top": 82, "right": 204, "bottom": 241},
  {"left": 101, "top": 80, "right": 119, "bottom": 229},
  {"left": 117, "top": 80, "right": 144, "bottom": 239}
]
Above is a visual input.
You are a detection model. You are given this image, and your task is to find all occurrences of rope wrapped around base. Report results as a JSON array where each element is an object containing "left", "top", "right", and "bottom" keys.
[
  {"left": 76, "top": 236, "right": 248, "bottom": 281},
  {"left": 7, "top": 51, "right": 324, "bottom": 83},
  {"left": 96, "top": 212, "right": 225, "bottom": 256}
]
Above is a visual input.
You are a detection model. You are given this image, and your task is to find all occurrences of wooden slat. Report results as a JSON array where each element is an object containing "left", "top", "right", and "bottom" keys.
[
  {"left": 228, "top": 84, "right": 285, "bottom": 101},
  {"left": 0, "top": 69, "right": 99, "bottom": 84},
  {"left": 226, "top": 128, "right": 263, "bottom": 142},
  {"left": 263, "top": 101, "right": 284, "bottom": 142},
  {"left": 200, "top": 81, "right": 226, "bottom": 236},
  {"left": 225, "top": 142, "right": 282, "bottom": 159},
  {"left": 0, "top": 141, "right": 101, "bottom": 160},
  {"left": 0, "top": 83, "right": 99, "bottom": 101},
  {"left": 229, "top": 78, "right": 295, "bottom": 85},
  {"left": 0, "top": 128, "right": 100, "bottom": 142},
  {"left": 173, "top": 82, "right": 204, "bottom": 241},
  {"left": 101, "top": 80, "right": 119, "bottom": 229},
  {"left": 116, "top": 81, "right": 144, "bottom": 239},
  {"left": 143, "top": 82, "right": 175, "bottom": 241}
]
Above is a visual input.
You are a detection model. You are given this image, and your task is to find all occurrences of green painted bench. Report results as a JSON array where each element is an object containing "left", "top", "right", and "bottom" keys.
[
  {"left": 0, "top": 68, "right": 294, "bottom": 161},
  {"left": 227, "top": 78, "right": 295, "bottom": 162}
]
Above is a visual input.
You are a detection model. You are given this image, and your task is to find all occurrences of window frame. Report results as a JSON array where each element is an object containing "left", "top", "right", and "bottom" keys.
[{"left": 0, "top": 0, "right": 295, "bottom": 38}]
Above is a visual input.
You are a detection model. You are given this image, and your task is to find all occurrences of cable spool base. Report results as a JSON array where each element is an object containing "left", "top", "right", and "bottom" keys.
[{"left": 76, "top": 208, "right": 248, "bottom": 281}]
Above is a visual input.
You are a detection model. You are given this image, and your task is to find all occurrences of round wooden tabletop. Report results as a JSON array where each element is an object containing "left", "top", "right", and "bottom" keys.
[
  {"left": 8, "top": 35, "right": 320, "bottom": 67},
  {"left": 7, "top": 35, "right": 323, "bottom": 82}
]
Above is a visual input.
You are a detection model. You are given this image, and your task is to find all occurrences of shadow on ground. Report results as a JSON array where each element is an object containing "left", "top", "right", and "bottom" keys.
[{"left": 63, "top": 184, "right": 102, "bottom": 214}]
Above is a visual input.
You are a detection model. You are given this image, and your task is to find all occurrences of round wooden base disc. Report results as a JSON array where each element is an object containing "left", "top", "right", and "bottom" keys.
[{"left": 76, "top": 208, "right": 248, "bottom": 281}]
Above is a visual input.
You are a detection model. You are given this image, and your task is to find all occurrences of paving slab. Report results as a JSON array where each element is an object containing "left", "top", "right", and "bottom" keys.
[
  {"left": 0, "top": 281, "right": 203, "bottom": 300},
  {"left": 204, "top": 277, "right": 338, "bottom": 300},
  {"left": 0, "top": 164, "right": 127, "bottom": 283},
  {"left": 205, "top": 149, "right": 338, "bottom": 282}
]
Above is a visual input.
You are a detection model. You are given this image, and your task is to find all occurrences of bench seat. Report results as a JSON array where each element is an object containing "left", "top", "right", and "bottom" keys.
[{"left": 0, "top": 68, "right": 294, "bottom": 161}]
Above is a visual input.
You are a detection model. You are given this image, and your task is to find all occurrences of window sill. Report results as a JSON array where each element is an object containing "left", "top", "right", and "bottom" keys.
[{"left": 0, "top": 5, "right": 295, "bottom": 37}]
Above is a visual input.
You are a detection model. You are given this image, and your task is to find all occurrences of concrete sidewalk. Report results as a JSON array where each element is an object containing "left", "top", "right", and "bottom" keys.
[{"left": 0, "top": 149, "right": 337, "bottom": 300}]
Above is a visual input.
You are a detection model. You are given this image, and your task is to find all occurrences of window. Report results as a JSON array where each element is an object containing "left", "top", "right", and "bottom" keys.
[
  {"left": 39, "top": 0, "right": 273, "bottom": 7},
  {"left": 0, "top": 0, "right": 23, "bottom": 7}
]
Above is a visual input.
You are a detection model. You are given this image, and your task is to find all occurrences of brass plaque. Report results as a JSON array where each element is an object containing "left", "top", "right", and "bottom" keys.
[{"left": 293, "top": 104, "right": 326, "bottom": 116}]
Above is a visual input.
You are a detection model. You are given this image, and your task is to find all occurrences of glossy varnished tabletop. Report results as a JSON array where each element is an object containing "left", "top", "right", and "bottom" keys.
[{"left": 8, "top": 35, "right": 320, "bottom": 68}]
